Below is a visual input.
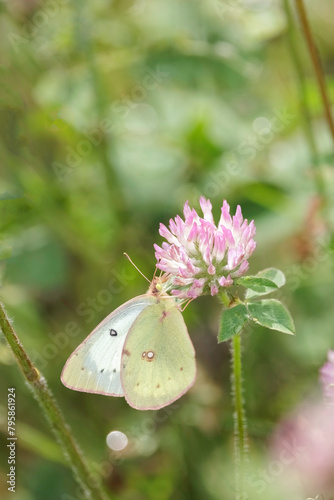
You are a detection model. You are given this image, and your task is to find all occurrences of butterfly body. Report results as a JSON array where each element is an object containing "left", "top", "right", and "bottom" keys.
[{"left": 61, "top": 284, "right": 196, "bottom": 410}]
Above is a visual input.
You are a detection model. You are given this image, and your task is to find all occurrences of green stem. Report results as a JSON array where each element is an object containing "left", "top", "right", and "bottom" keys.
[
  {"left": 231, "top": 333, "right": 248, "bottom": 499},
  {"left": 0, "top": 300, "right": 110, "bottom": 500},
  {"left": 220, "top": 290, "right": 230, "bottom": 308},
  {"left": 294, "top": 0, "right": 334, "bottom": 150},
  {"left": 283, "top": 0, "right": 319, "bottom": 162},
  {"left": 283, "top": 0, "right": 329, "bottom": 201}
]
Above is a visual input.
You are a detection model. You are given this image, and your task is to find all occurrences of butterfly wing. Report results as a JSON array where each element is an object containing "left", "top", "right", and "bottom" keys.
[
  {"left": 61, "top": 295, "right": 156, "bottom": 396},
  {"left": 121, "top": 298, "right": 196, "bottom": 410}
]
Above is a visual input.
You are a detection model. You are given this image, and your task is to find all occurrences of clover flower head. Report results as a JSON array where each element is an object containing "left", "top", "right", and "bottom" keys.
[
  {"left": 154, "top": 196, "right": 256, "bottom": 300},
  {"left": 320, "top": 350, "right": 334, "bottom": 405}
]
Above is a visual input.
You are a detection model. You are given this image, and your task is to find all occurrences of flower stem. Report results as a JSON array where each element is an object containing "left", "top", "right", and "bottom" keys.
[
  {"left": 0, "top": 299, "right": 110, "bottom": 500},
  {"left": 231, "top": 333, "right": 248, "bottom": 499},
  {"left": 294, "top": 0, "right": 334, "bottom": 150}
]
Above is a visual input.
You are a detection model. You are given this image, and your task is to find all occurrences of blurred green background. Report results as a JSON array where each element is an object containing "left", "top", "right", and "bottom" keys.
[{"left": 1, "top": 0, "right": 334, "bottom": 499}]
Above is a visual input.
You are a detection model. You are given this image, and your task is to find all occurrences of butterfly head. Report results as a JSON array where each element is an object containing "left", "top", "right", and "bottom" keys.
[{"left": 148, "top": 275, "right": 170, "bottom": 297}]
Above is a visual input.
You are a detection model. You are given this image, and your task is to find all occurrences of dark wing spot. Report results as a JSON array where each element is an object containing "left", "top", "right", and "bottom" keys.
[
  {"left": 168, "top": 377, "right": 171, "bottom": 380},
  {"left": 123, "top": 349, "right": 131, "bottom": 356},
  {"left": 113, "top": 369, "right": 116, "bottom": 373},
  {"left": 156, "top": 384, "right": 160, "bottom": 389},
  {"left": 100, "top": 369, "right": 104, "bottom": 373},
  {"left": 159, "top": 309, "right": 170, "bottom": 323},
  {"left": 180, "top": 367, "right": 183, "bottom": 371},
  {"left": 81, "top": 367, "right": 85, "bottom": 371},
  {"left": 109, "top": 329, "right": 117, "bottom": 336},
  {"left": 75, "top": 353, "right": 78, "bottom": 356},
  {"left": 136, "top": 383, "right": 140, "bottom": 386}
]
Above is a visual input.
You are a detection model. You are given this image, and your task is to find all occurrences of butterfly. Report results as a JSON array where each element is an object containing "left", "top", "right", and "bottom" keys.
[{"left": 61, "top": 277, "right": 196, "bottom": 410}]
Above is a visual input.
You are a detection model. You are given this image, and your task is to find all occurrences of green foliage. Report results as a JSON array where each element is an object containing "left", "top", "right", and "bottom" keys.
[
  {"left": 0, "top": 0, "right": 333, "bottom": 499},
  {"left": 247, "top": 299, "right": 295, "bottom": 335},
  {"left": 244, "top": 268, "right": 286, "bottom": 299},
  {"left": 218, "top": 304, "right": 248, "bottom": 342},
  {"left": 219, "top": 268, "right": 294, "bottom": 341},
  {"left": 235, "top": 275, "right": 278, "bottom": 294}
]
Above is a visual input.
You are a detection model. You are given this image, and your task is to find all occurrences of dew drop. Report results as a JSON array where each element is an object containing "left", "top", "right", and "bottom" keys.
[{"left": 106, "top": 430, "right": 128, "bottom": 451}]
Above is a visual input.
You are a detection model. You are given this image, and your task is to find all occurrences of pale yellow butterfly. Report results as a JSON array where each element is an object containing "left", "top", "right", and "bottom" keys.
[{"left": 61, "top": 277, "right": 196, "bottom": 410}]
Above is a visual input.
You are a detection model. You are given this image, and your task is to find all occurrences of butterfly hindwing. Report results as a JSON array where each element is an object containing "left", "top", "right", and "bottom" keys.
[
  {"left": 61, "top": 295, "right": 156, "bottom": 396},
  {"left": 121, "top": 298, "right": 196, "bottom": 410}
]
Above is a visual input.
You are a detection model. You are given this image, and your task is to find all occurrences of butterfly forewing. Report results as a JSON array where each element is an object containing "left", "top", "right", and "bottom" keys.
[
  {"left": 61, "top": 296, "right": 156, "bottom": 396},
  {"left": 121, "top": 299, "right": 196, "bottom": 410}
]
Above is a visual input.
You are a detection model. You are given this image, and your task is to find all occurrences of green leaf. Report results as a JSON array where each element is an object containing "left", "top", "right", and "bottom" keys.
[
  {"left": 236, "top": 276, "right": 278, "bottom": 294},
  {"left": 245, "top": 268, "right": 286, "bottom": 299},
  {"left": 247, "top": 299, "right": 295, "bottom": 335},
  {"left": 218, "top": 304, "right": 249, "bottom": 343}
]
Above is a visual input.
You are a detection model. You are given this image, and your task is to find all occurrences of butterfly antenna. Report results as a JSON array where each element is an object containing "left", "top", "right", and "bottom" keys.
[
  {"left": 152, "top": 265, "right": 158, "bottom": 280},
  {"left": 123, "top": 253, "right": 150, "bottom": 283}
]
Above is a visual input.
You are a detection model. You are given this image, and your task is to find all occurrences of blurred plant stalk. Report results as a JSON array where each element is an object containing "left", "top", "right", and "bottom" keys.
[
  {"left": 283, "top": 0, "right": 325, "bottom": 199},
  {"left": 0, "top": 299, "right": 111, "bottom": 500},
  {"left": 294, "top": 0, "right": 334, "bottom": 149}
]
